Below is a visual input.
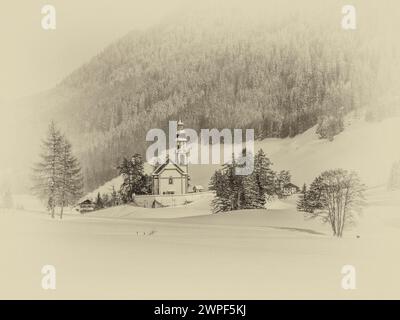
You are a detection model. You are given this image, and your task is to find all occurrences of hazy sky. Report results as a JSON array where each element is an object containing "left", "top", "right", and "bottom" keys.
[{"left": 0, "top": 0, "right": 187, "bottom": 101}]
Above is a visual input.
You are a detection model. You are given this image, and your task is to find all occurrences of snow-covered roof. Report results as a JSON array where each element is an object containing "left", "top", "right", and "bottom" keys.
[
  {"left": 78, "top": 199, "right": 94, "bottom": 205},
  {"left": 152, "top": 158, "right": 186, "bottom": 176},
  {"left": 284, "top": 183, "right": 299, "bottom": 189}
]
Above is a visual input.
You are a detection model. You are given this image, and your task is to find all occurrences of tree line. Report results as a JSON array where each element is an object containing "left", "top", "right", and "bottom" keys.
[
  {"left": 209, "top": 149, "right": 367, "bottom": 237},
  {"left": 93, "top": 156, "right": 400, "bottom": 213},
  {"left": 209, "top": 149, "right": 293, "bottom": 213}
]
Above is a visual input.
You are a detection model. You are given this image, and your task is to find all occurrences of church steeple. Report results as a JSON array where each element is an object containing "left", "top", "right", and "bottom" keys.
[{"left": 175, "top": 119, "right": 188, "bottom": 169}]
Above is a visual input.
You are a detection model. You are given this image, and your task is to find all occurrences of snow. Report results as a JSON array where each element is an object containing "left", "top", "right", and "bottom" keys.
[
  {"left": 86, "top": 116, "right": 400, "bottom": 199},
  {"left": 2, "top": 117, "right": 400, "bottom": 299},
  {"left": 2, "top": 189, "right": 400, "bottom": 299},
  {"left": 85, "top": 192, "right": 215, "bottom": 219},
  {"left": 256, "top": 116, "right": 400, "bottom": 187}
]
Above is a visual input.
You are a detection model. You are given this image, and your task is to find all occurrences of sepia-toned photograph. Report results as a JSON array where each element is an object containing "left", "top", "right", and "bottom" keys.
[{"left": 1, "top": 0, "right": 400, "bottom": 303}]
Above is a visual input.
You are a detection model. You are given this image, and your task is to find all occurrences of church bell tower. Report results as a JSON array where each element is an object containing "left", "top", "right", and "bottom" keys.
[{"left": 175, "top": 119, "right": 189, "bottom": 173}]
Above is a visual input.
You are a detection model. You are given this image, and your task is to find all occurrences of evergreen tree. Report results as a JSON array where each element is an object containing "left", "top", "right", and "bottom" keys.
[
  {"left": 58, "top": 135, "right": 83, "bottom": 219},
  {"left": 32, "top": 121, "right": 63, "bottom": 218},
  {"left": 309, "top": 176, "right": 327, "bottom": 213},
  {"left": 253, "top": 149, "right": 275, "bottom": 207},
  {"left": 117, "top": 154, "right": 149, "bottom": 203},
  {"left": 237, "top": 150, "right": 265, "bottom": 209},
  {"left": 102, "top": 193, "right": 110, "bottom": 208},
  {"left": 209, "top": 169, "right": 232, "bottom": 213},
  {"left": 110, "top": 185, "right": 119, "bottom": 206},
  {"left": 240, "top": 174, "right": 261, "bottom": 209},
  {"left": 95, "top": 192, "right": 103, "bottom": 210},
  {"left": 316, "top": 114, "right": 344, "bottom": 141},
  {"left": 32, "top": 122, "right": 83, "bottom": 219},
  {"left": 223, "top": 154, "right": 242, "bottom": 211},
  {"left": 209, "top": 154, "right": 241, "bottom": 212},
  {"left": 296, "top": 183, "right": 308, "bottom": 212},
  {"left": 210, "top": 150, "right": 276, "bottom": 213}
]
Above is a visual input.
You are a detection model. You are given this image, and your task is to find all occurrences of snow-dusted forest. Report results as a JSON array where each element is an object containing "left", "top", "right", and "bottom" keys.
[
  {"left": 2, "top": 2, "right": 399, "bottom": 192},
  {"left": 1, "top": 0, "right": 400, "bottom": 300}
]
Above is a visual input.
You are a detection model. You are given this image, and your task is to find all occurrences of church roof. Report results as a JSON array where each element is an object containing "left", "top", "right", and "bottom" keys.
[
  {"left": 152, "top": 157, "right": 187, "bottom": 176},
  {"left": 78, "top": 199, "right": 94, "bottom": 205},
  {"left": 284, "top": 183, "right": 299, "bottom": 189}
]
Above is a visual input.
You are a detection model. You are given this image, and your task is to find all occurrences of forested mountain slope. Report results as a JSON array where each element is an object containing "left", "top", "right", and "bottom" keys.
[{"left": 12, "top": 5, "right": 400, "bottom": 192}]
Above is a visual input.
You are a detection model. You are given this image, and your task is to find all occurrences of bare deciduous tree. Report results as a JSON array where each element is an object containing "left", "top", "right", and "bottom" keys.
[{"left": 302, "top": 169, "right": 365, "bottom": 237}]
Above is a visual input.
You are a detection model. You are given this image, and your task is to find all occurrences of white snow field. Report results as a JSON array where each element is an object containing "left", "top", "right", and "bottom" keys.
[{"left": 1, "top": 117, "right": 400, "bottom": 299}]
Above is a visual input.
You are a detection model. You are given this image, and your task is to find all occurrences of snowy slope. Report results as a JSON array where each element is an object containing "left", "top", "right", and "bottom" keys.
[
  {"left": 82, "top": 162, "right": 153, "bottom": 201},
  {"left": 86, "top": 116, "right": 400, "bottom": 199},
  {"left": 257, "top": 116, "right": 400, "bottom": 187}
]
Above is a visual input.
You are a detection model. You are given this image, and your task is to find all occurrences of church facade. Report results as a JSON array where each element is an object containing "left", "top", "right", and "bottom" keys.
[{"left": 152, "top": 120, "right": 190, "bottom": 195}]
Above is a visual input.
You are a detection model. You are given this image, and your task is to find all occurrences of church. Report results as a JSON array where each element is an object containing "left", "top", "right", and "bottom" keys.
[{"left": 151, "top": 120, "right": 190, "bottom": 195}]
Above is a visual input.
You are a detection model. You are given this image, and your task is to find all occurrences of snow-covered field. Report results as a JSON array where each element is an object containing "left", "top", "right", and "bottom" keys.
[
  {"left": 1, "top": 189, "right": 400, "bottom": 299},
  {"left": 1, "top": 117, "right": 400, "bottom": 299}
]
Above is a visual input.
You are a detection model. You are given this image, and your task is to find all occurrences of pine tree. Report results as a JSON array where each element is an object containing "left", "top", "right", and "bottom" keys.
[
  {"left": 32, "top": 122, "right": 83, "bottom": 219},
  {"left": 118, "top": 154, "right": 149, "bottom": 203},
  {"left": 95, "top": 192, "right": 103, "bottom": 210},
  {"left": 253, "top": 149, "right": 274, "bottom": 207},
  {"left": 110, "top": 186, "right": 119, "bottom": 206},
  {"left": 297, "top": 183, "right": 308, "bottom": 211},
  {"left": 58, "top": 135, "right": 83, "bottom": 219},
  {"left": 210, "top": 151, "right": 268, "bottom": 212},
  {"left": 275, "top": 170, "right": 291, "bottom": 199},
  {"left": 32, "top": 121, "right": 64, "bottom": 218},
  {"left": 102, "top": 193, "right": 110, "bottom": 208},
  {"left": 240, "top": 174, "right": 261, "bottom": 209},
  {"left": 302, "top": 176, "right": 324, "bottom": 213},
  {"left": 222, "top": 155, "right": 238, "bottom": 211},
  {"left": 209, "top": 169, "right": 232, "bottom": 213},
  {"left": 209, "top": 154, "right": 239, "bottom": 212},
  {"left": 237, "top": 150, "right": 263, "bottom": 209},
  {"left": 209, "top": 150, "right": 295, "bottom": 213},
  {"left": 316, "top": 112, "right": 344, "bottom": 141}
]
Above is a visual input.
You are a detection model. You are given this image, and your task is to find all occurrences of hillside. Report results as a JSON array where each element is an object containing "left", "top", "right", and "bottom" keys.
[
  {"left": 256, "top": 115, "right": 400, "bottom": 187},
  {"left": 86, "top": 115, "right": 400, "bottom": 200},
  {"left": 6, "top": 3, "right": 400, "bottom": 193}
]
